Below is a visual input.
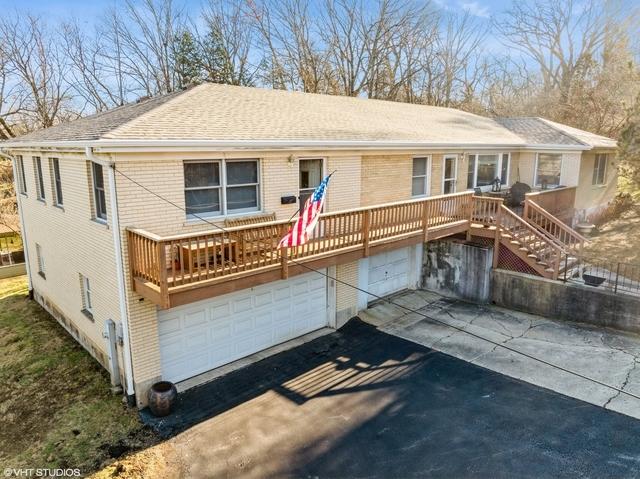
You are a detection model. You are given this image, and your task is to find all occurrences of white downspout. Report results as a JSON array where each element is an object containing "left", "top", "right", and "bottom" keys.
[
  {"left": 86, "top": 147, "right": 136, "bottom": 401},
  {"left": 0, "top": 149, "right": 32, "bottom": 293}
]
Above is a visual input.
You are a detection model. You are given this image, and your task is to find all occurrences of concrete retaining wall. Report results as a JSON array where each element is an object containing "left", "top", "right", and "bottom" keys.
[
  {"left": 0, "top": 263, "right": 26, "bottom": 279},
  {"left": 492, "top": 269, "right": 640, "bottom": 335},
  {"left": 422, "top": 240, "right": 493, "bottom": 303}
]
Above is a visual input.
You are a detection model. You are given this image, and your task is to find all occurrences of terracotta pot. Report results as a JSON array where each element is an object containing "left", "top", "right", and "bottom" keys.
[{"left": 148, "top": 381, "right": 177, "bottom": 417}]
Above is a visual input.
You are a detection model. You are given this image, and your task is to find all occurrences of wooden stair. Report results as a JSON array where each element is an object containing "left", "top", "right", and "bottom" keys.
[{"left": 471, "top": 196, "right": 587, "bottom": 280}]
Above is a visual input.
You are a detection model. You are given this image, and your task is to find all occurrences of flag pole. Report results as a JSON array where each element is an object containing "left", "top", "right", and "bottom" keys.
[{"left": 286, "top": 169, "right": 337, "bottom": 223}]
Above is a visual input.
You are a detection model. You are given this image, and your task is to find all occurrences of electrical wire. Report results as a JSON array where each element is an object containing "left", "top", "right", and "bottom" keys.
[{"left": 114, "top": 166, "right": 640, "bottom": 404}]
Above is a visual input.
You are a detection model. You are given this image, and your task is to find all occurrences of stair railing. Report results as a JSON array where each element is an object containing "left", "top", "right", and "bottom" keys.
[
  {"left": 500, "top": 204, "right": 563, "bottom": 279},
  {"left": 523, "top": 199, "right": 588, "bottom": 255}
]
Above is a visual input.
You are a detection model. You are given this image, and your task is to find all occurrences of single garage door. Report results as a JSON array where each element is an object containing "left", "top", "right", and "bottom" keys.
[
  {"left": 158, "top": 271, "right": 327, "bottom": 383},
  {"left": 367, "top": 247, "right": 411, "bottom": 301}
]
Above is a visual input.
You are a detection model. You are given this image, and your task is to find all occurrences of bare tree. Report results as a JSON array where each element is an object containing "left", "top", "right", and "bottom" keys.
[
  {"left": 248, "top": 0, "right": 332, "bottom": 92},
  {"left": 61, "top": 19, "right": 128, "bottom": 112},
  {"left": 99, "top": 0, "right": 184, "bottom": 96},
  {"left": 413, "top": 10, "right": 488, "bottom": 108},
  {"left": 494, "top": 0, "right": 634, "bottom": 122},
  {"left": 199, "top": 0, "right": 259, "bottom": 86},
  {"left": 0, "top": 14, "right": 74, "bottom": 130},
  {"left": 0, "top": 159, "right": 19, "bottom": 235}
]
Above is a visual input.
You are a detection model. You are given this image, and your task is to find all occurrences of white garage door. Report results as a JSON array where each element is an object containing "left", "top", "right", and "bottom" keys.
[
  {"left": 158, "top": 271, "right": 327, "bottom": 383},
  {"left": 367, "top": 248, "right": 411, "bottom": 301}
]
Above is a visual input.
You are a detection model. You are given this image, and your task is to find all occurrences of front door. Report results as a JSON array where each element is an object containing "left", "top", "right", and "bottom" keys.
[
  {"left": 443, "top": 155, "right": 458, "bottom": 194},
  {"left": 299, "top": 159, "right": 323, "bottom": 207}
]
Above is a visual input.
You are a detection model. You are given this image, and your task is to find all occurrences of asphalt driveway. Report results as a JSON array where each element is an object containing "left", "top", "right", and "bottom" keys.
[{"left": 142, "top": 319, "right": 640, "bottom": 478}]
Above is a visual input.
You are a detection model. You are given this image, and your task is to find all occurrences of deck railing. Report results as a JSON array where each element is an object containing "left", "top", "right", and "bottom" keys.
[
  {"left": 525, "top": 186, "right": 576, "bottom": 222},
  {"left": 500, "top": 205, "right": 563, "bottom": 278},
  {"left": 471, "top": 196, "right": 503, "bottom": 225},
  {"left": 128, "top": 191, "right": 475, "bottom": 306},
  {"left": 523, "top": 199, "right": 588, "bottom": 254}
]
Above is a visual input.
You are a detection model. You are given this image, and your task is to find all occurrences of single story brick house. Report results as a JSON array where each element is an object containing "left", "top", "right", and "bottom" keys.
[{"left": 0, "top": 83, "right": 617, "bottom": 406}]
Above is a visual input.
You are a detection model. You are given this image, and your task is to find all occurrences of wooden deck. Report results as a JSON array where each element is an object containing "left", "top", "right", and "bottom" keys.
[
  {"left": 128, "top": 191, "right": 584, "bottom": 308},
  {"left": 128, "top": 192, "right": 475, "bottom": 308}
]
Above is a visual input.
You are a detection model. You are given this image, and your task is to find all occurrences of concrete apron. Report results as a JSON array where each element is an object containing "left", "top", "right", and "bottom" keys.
[{"left": 360, "top": 289, "right": 640, "bottom": 420}]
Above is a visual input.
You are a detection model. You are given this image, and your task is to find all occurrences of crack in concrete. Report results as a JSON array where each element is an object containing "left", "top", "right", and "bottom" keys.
[{"left": 603, "top": 358, "right": 640, "bottom": 409}]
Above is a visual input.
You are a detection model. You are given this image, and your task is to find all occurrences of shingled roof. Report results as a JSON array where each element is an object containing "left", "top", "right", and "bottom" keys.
[
  {"left": 9, "top": 90, "right": 185, "bottom": 143},
  {"left": 2, "top": 83, "right": 615, "bottom": 149}
]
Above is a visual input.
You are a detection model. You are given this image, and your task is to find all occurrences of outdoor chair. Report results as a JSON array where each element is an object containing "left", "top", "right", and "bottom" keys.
[{"left": 506, "top": 182, "right": 531, "bottom": 208}]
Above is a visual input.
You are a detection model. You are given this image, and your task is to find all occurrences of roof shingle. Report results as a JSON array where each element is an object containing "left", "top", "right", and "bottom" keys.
[{"left": 4, "top": 83, "right": 615, "bottom": 149}]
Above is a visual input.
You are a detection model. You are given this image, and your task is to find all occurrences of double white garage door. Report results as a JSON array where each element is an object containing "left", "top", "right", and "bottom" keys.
[
  {"left": 158, "top": 271, "right": 328, "bottom": 383},
  {"left": 157, "top": 246, "right": 419, "bottom": 384}
]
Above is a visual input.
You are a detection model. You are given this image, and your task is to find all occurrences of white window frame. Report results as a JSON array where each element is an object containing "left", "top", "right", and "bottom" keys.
[
  {"left": 467, "top": 152, "right": 511, "bottom": 191},
  {"left": 91, "top": 161, "right": 107, "bottom": 222},
  {"left": 81, "top": 275, "right": 93, "bottom": 314},
  {"left": 16, "top": 155, "right": 27, "bottom": 195},
  {"left": 534, "top": 152, "right": 563, "bottom": 188},
  {"left": 33, "top": 156, "right": 45, "bottom": 201},
  {"left": 592, "top": 153, "right": 608, "bottom": 186},
  {"left": 50, "top": 158, "right": 63, "bottom": 206},
  {"left": 184, "top": 159, "right": 261, "bottom": 219},
  {"left": 36, "top": 243, "right": 45, "bottom": 278},
  {"left": 442, "top": 154, "right": 458, "bottom": 195},
  {"left": 298, "top": 157, "right": 326, "bottom": 207},
  {"left": 411, "top": 156, "right": 431, "bottom": 198},
  {"left": 500, "top": 153, "right": 511, "bottom": 186}
]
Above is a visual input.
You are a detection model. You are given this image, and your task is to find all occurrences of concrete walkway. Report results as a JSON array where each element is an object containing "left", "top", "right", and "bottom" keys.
[{"left": 360, "top": 289, "right": 640, "bottom": 419}]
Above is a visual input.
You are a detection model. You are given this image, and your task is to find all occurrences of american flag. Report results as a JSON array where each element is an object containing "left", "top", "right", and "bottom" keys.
[{"left": 279, "top": 174, "right": 332, "bottom": 248}]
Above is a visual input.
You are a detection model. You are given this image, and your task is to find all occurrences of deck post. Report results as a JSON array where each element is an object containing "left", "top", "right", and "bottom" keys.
[
  {"left": 362, "top": 209, "right": 371, "bottom": 257},
  {"left": 492, "top": 206, "right": 502, "bottom": 269},
  {"left": 281, "top": 246, "right": 289, "bottom": 279},
  {"left": 466, "top": 195, "right": 474, "bottom": 241},
  {"left": 422, "top": 200, "right": 430, "bottom": 243},
  {"left": 552, "top": 246, "right": 561, "bottom": 280},
  {"left": 157, "top": 240, "right": 170, "bottom": 308}
]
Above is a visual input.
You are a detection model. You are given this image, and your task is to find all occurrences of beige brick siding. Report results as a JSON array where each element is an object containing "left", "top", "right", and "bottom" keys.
[
  {"left": 327, "top": 156, "right": 361, "bottom": 211},
  {"left": 113, "top": 151, "right": 363, "bottom": 404},
  {"left": 12, "top": 144, "right": 606, "bottom": 407},
  {"left": 360, "top": 152, "right": 467, "bottom": 203},
  {"left": 12, "top": 149, "right": 120, "bottom": 370},
  {"left": 360, "top": 155, "right": 412, "bottom": 205}
]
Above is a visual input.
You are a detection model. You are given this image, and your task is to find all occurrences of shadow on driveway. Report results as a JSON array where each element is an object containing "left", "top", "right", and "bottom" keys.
[{"left": 141, "top": 319, "right": 640, "bottom": 478}]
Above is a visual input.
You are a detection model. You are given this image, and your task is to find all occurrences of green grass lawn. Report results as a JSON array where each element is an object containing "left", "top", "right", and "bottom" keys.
[{"left": 0, "top": 276, "right": 156, "bottom": 474}]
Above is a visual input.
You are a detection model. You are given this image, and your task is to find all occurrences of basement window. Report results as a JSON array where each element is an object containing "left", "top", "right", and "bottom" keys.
[
  {"left": 80, "top": 274, "right": 94, "bottom": 320},
  {"left": 36, "top": 243, "right": 45, "bottom": 279}
]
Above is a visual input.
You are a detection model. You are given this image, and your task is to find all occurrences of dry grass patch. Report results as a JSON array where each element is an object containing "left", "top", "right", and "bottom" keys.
[
  {"left": 583, "top": 206, "right": 640, "bottom": 266},
  {"left": 0, "top": 276, "right": 157, "bottom": 475}
]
